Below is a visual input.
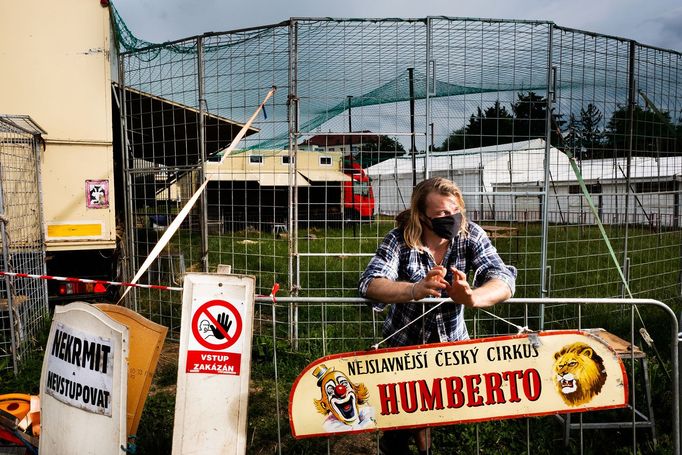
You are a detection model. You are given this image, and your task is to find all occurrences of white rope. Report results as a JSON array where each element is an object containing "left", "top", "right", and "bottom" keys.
[
  {"left": 477, "top": 308, "right": 527, "bottom": 333},
  {"left": 370, "top": 300, "right": 535, "bottom": 350},
  {"left": 370, "top": 298, "right": 450, "bottom": 350}
]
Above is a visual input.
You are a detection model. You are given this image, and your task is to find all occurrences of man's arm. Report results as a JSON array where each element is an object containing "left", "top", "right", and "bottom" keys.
[
  {"left": 365, "top": 268, "right": 448, "bottom": 304},
  {"left": 365, "top": 278, "right": 414, "bottom": 304}
]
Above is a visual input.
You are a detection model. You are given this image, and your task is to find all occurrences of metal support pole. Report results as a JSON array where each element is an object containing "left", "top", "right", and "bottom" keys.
[
  {"left": 197, "top": 36, "right": 209, "bottom": 272},
  {"left": 288, "top": 20, "right": 300, "bottom": 349},
  {"left": 408, "top": 67, "right": 417, "bottom": 187},
  {"left": 0, "top": 163, "right": 17, "bottom": 375},
  {"left": 623, "top": 40, "right": 636, "bottom": 289},
  {"left": 32, "top": 133, "right": 49, "bottom": 312},
  {"left": 539, "top": 26, "right": 555, "bottom": 328},
  {"left": 347, "top": 95, "right": 357, "bottom": 234},
  {"left": 425, "top": 18, "right": 433, "bottom": 180},
  {"left": 347, "top": 95, "right": 352, "bottom": 134},
  {"left": 118, "top": 56, "right": 138, "bottom": 309}
]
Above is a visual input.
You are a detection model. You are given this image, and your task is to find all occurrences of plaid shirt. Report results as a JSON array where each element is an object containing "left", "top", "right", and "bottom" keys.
[{"left": 358, "top": 221, "right": 516, "bottom": 347}]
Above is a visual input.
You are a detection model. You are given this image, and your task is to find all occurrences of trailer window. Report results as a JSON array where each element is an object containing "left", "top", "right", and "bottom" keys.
[
  {"left": 281, "top": 155, "right": 295, "bottom": 165},
  {"left": 353, "top": 181, "right": 370, "bottom": 196},
  {"left": 635, "top": 180, "right": 676, "bottom": 193},
  {"left": 320, "top": 156, "right": 332, "bottom": 166},
  {"left": 249, "top": 155, "right": 263, "bottom": 164},
  {"left": 569, "top": 183, "right": 601, "bottom": 194}
]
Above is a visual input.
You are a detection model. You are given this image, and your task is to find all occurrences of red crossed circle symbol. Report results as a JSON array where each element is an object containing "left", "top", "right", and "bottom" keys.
[{"left": 191, "top": 299, "right": 243, "bottom": 350}]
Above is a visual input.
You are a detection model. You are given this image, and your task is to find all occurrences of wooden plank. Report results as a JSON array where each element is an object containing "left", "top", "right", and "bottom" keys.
[{"left": 585, "top": 328, "right": 645, "bottom": 359}]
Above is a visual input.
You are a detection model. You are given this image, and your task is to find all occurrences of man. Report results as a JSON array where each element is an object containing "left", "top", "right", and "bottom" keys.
[{"left": 358, "top": 177, "right": 516, "bottom": 455}]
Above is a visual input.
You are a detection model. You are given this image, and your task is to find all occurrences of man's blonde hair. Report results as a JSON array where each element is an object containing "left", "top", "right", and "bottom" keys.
[{"left": 396, "top": 177, "right": 468, "bottom": 250}]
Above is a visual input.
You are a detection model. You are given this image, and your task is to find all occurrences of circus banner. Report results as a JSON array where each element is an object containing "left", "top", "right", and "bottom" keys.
[{"left": 289, "top": 330, "right": 628, "bottom": 438}]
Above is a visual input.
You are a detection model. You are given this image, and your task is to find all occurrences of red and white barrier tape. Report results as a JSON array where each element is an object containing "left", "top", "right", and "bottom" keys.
[
  {"left": 0, "top": 271, "right": 182, "bottom": 292},
  {"left": 269, "top": 283, "right": 280, "bottom": 303},
  {"left": 116, "top": 86, "right": 277, "bottom": 305}
]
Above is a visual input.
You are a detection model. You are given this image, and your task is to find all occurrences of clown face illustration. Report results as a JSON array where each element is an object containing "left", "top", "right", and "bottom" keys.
[
  {"left": 322, "top": 371, "right": 359, "bottom": 424},
  {"left": 312, "top": 364, "right": 375, "bottom": 432}
]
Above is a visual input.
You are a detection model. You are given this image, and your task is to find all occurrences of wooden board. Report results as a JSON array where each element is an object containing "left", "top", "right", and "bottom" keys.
[{"left": 94, "top": 304, "right": 168, "bottom": 436}]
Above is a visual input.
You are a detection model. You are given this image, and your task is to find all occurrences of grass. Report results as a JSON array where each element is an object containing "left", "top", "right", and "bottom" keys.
[
  {"left": 129, "top": 220, "right": 682, "bottom": 453},
  {"left": 3, "top": 221, "right": 681, "bottom": 453}
]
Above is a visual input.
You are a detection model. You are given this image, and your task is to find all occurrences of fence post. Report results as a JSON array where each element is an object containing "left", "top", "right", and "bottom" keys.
[
  {"left": 539, "top": 24, "right": 555, "bottom": 328},
  {"left": 288, "top": 19, "right": 300, "bottom": 349},
  {"left": 623, "top": 40, "right": 636, "bottom": 282},
  {"left": 197, "top": 36, "right": 209, "bottom": 273},
  {"left": 0, "top": 163, "right": 17, "bottom": 375},
  {"left": 678, "top": 318, "right": 682, "bottom": 453},
  {"left": 425, "top": 17, "right": 433, "bottom": 180}
]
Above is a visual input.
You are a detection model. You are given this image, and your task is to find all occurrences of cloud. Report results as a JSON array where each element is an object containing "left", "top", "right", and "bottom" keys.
[
  {"left": 112, "top": 0, "right": 682, "bottom": 51},
  {"left": 657, "top": 6, "right": 682, "bottom": 50}
]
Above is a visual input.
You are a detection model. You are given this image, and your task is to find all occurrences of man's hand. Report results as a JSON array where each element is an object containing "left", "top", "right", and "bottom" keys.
[
  {"left": 210, "top": 313, "right": 233, "bottom": 339},
  {"left": 444, "top": 268, "right": 512, "bottom": 308},
  {"left": 444, "top": 267, "right": 475, "bottom": 307},
  {"left": 412, "top": 266, "right": 448, "bottom": 300}
]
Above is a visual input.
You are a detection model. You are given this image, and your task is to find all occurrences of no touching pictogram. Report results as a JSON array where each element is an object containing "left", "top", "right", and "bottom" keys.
[{"left": 191, "top": 300, "right": 243, "bottom": 350}]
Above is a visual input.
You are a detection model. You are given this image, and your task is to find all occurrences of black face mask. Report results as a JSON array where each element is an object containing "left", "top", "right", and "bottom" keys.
[{"left": 429, "top": 213, "right": 463, "bottom": 240}]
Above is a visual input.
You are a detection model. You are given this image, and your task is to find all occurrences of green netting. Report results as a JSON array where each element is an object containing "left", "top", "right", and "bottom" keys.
[
  {"left": 255, "top": 69, "right": 547, "bottom": 150},
  {"left": 112, "top": 5, "right": 680, "bottom": 155},
  {"left": 110, "top": 4, "right": 151, "bottom": 53},
  {"left": 111, "top": 7, "right": 555, "bottom": 151}
]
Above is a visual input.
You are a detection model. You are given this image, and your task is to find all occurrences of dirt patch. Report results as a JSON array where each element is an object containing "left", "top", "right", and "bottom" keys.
[{"left": 328, "top": 432, "right": 377, "bottom": 454}]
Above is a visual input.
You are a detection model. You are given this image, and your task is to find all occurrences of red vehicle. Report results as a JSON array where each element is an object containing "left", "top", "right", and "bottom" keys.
[{"left": 343, "top": 161, "right": 375, "bottom": 220}]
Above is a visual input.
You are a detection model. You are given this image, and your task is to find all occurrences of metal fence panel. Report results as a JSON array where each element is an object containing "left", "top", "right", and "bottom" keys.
[
  {"left": 0, "top": 115, "right": 48, "bottom": 374},
  {"left": 117, "top": 18, "right": 682, "bottom": 452},
  {"left": 253, "top": 296, "right": 679, "bottom": 454}
]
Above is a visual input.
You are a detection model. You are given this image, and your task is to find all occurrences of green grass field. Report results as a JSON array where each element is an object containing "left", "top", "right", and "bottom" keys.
[
  {"left": 126, "top": 221, "right": 682, "bottom": 453},
  {"left": 4, "top": 221, "right": 680, "bottom": 453},
  {"left": 166, "top": 220, "right": 682, "bottom": 301}
]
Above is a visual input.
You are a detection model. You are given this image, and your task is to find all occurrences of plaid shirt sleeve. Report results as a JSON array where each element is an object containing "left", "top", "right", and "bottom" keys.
[
  {"left": 358, "top": 229, "right": 402, "bottom": 311},
  {"left": 466, "top": 223, "right": 517, "bottom": 295}
]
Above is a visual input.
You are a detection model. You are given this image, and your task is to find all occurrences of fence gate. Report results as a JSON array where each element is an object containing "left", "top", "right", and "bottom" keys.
[{"left": 0, "top": 115, "right": 48, "bottom": 374}]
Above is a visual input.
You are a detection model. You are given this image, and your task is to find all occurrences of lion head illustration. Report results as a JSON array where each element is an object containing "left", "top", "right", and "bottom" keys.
[{"left": 553, "top": 342, "right": 607, "bottom": 407}]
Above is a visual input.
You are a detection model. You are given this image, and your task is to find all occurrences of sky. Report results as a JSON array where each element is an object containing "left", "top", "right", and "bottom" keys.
[{"left": 112, "top": 0, "right": 682, "bottom": 52}]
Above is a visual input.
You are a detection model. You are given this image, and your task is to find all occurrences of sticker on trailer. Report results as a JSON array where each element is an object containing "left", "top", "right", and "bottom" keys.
[
  {"left": 86, "top": 179, "right": 109, "bottom": 209},
  {"left": 186, "top": 299, "right": 245, "bottom": 375}
]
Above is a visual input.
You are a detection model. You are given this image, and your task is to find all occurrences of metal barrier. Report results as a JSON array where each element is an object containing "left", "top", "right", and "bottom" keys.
[
  {"left": 251, "top": 297, "right": 680, "bottom": 454},
  {"left": 115, "top": 15, "right": 682, "bottom": 452},
  {"left": 0, "top": 115, "right": 49, "bottom": 374},
  {"left": 119, "top": 18, "right": 682, "bottom": 343}
]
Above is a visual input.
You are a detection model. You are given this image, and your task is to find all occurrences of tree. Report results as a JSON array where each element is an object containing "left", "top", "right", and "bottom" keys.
[
  {"left": 354, "top": 135, "right": 405, "bottom": 167},
  {"left": 437, "top": 92, "right": 565, "bottom": 151},
  {"left": 511, "top": 91, "right": 565, "bottom": 145},
  {"left": 511, "top": 91, "right": 547, "bottom": 140},
  {"left": 437, "top": 126, "right": 466, "bottom": 151},
  {"left": 564, "top": 113, "right": 582, "bottom": 157},
  {"left": 604, "top": 105, "right": 679, "bottom": 157},
  {"left": 437, "top": 101, "right": 514, "bottom": 151},
  {"left": 563, "top": 103, "right": 605, "bottom": 159}
]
